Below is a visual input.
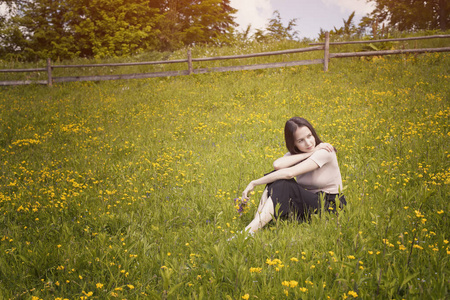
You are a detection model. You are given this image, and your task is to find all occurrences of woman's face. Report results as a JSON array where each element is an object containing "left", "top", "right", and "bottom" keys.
[{"left": 293, "top": 126, "right": 316, "bottom": 153}]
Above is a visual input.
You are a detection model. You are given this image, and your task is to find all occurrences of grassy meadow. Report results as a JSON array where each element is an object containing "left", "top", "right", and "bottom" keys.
[{"left": 0, "top": 50, "right": 449, "bottom": 299}]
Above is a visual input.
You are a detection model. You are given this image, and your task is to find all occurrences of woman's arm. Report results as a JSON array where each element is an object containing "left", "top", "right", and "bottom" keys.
[
  {"left": 273, "top": 152, "right": 314, "bottom": 170},
  {"left": 242, "top": 159, "right": 319, "bottom": 199},
  {"left": 273, "top": 142, "right": 334, "bottom": 170}
]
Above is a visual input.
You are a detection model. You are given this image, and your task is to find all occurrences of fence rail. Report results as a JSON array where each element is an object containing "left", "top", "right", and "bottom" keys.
[{"left": 1, "top": 33, "right": 449, "bottom": 86}]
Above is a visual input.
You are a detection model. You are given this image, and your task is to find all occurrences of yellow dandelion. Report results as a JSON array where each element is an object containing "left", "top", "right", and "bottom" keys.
[
  {"left": 289, "top": 280, "right": 298, "bottom": 288},
  {"left": 348, "top": 290, "right": 358, "bottom": 297},
  {"left": 249, "top": 267, "right": 262, "bottom": 273}
]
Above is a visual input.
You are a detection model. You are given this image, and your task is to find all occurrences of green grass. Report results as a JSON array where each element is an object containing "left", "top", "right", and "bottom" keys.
[{"left": 0, "top": 51, "right": 449, "bottom": 299}]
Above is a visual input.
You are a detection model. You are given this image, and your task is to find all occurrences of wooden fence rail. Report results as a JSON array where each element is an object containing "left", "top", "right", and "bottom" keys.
[{"left": 1, "top": 33, "right": 449, "bottom": 86}]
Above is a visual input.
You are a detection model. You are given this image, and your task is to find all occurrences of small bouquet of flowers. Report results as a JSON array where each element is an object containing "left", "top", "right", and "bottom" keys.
[{"left": 234, "top": 197, "right": 248, "bottom": 216}]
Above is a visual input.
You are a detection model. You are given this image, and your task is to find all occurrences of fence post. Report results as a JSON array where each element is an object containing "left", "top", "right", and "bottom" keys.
[
  {"left": 187, "top": 49, "right": 193, "bottom": 75},
  {"left": 324, "top": 32, "right": 330, "bottom": 72},
  {"left": 46, "top": 58, "right": 53, "bottom": 86}
]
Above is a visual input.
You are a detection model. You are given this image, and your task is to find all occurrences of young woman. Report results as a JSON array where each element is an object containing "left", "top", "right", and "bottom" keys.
[{"left": 241, "top": 117, "right": 346, "bottom": 234}]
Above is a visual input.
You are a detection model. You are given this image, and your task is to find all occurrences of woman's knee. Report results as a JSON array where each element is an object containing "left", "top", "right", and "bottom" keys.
[{"left": 268, "top": 178, "right": 296, "bottom": 189}]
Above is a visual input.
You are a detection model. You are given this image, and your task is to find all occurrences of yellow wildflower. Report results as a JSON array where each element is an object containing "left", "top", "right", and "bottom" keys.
[
  {"left": 348, "top": 290, "right": 358, "bottom": 297},
  {"left": 289, "top": 280, "right": 298, "bottom": 288},
  {"left": 249, "top": 267, "right": 262, "bottom": 273}
]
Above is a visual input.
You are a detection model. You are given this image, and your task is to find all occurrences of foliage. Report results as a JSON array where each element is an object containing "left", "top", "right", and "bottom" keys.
[
  {"left": 253, "top": 10, "right": 299, "bottom": 43},
  {"left": 0, "top": 0, "right": 237, "bottom": 60},
  {"left": 319, "top": 11, "right": 358, "bottom": 41},
  {"left": 150, "top": 0, "right": 237, "bottom": 50},
  {"left": 66, "top": 0, "right": 162, "bottom": 58},
  {"left": 367, "top": 0, "right": 450, "bottom": 31},
  {"left": 0, "top": 47, "right": 449, "bottom": 299}
]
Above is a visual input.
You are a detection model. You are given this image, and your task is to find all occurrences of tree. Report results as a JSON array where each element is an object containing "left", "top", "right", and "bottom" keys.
[
  {"left": 67, "top": 0, "right": 162, "bottom": 58},
  {"left": 266, "top": 10, "right": 298, "bottom": 40},
  {"left": 367, "top": 0, "right": 449, "bottom": 31},
  {"left": 153, "top": 0, "right": 237, "bottom": 50},
  {"left": 341, "top": 11, "right": 356, "bottom": 35},
  {"left": 0, "top": 0, "right": 78, "bottom": 60},
  {"left": 319, "top": 11, "right": 357, "bottom": 40},
  {"left": 0, "top": 0, "right": 238, "bottom": 60},
  {"left": 0, "top": 0, "right": 163, "bottom": 59},
  {"left": 253, "top": 10, "right": 298, "bottom": 42}
]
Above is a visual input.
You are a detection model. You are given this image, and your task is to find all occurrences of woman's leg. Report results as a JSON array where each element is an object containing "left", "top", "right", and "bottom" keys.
[{"left": 244, "top": 187, "right": 274, "bottom": 233}]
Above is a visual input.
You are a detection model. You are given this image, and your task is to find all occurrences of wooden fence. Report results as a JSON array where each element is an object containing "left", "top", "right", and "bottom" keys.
[{"left": 1, "top": 33, "right": 449, "bottom": 86}]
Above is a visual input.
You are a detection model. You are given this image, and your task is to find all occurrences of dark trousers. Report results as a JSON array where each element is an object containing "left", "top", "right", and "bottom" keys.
[{"left": 266, "top": 178, "right": 346, "bottom": 221}]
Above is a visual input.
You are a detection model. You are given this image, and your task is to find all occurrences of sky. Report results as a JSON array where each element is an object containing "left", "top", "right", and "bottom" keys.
[{"left": 229, "top": 0, "right": 375, "bottom": 39}]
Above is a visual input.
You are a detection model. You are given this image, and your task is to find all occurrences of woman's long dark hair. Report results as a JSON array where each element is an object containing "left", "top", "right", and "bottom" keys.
[{"left": 284, "top": 117, "right": 323, "bottom": 154}]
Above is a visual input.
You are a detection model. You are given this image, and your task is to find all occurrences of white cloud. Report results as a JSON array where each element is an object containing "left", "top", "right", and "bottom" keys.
[
  {"left": 230, "top": 0, "right": 273, "bottom": 32},
  {"left": 321, "top": 0, "right": 374, "bottom": 14}
]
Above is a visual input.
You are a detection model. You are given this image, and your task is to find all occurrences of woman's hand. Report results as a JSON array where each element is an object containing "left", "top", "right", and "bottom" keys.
[
  {"left": 242, "top": 181, "right": 256, "bottom": 200},
  {"left": 315, "top": 142, "right": 334, "bottom": 152}
]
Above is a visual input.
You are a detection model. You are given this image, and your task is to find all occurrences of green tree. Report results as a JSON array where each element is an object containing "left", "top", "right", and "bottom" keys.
[
  {"left": 319, "top": 12, "right": 357, "bottom": 40},
  {"left": 253, "top": 10, "right": 298, "bottom": 42},
  {"left": 367, "top": 0, "right": 449, "bottom": 31},
  {"left": 0, "top": 0, "right": 160, "bottom": 60},
  {"left": 0, "top": 0, "right": 238, "bottom": 60},
  {"left": 0, "top": 0, "right": 78, "bottom": 60},
  {"left": 153, "top": 0, "right": 237, "bottom": 50},
  {"left": 67, "top": 0, "right": 161, "bottom": 58}
]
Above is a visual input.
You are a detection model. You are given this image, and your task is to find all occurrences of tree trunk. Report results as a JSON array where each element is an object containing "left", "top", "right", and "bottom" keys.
[{"left": 439, "top": 0, "right": 447, "bottom": 30}]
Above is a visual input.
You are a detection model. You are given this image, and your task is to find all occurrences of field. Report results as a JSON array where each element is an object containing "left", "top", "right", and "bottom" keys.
[{"left": 0, "top": 51, "right": 449, "bottom": 299}]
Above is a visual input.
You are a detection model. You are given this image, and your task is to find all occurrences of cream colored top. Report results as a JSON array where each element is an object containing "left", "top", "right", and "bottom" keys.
[{"left": 286, "top": 149, "right": 343, "bottom": 194}]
